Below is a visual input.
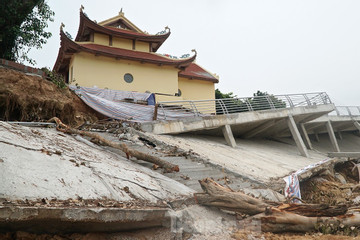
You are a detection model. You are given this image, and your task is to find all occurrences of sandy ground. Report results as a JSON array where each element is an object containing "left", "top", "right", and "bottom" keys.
[{"left": 145, "top": 132, "right": 329, "bottom": 183}]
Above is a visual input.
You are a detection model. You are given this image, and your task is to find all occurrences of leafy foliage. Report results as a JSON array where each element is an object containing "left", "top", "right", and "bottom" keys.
[
  {"left": 42, "top": 67, "right": 67, "bottom": 89},
  {"left": 215, "top": 88, "right": 237, "bottom": 99},
  {"left": 0, "top": 0, "right": 54, "bottom": 65}
]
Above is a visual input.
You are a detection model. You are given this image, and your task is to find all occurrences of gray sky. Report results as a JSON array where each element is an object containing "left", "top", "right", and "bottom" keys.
[{"left": 28, "top": 0, "right": 360, "bottom": 105}]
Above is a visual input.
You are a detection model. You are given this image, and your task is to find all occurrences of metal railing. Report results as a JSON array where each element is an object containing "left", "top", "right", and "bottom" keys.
[
  {"left": 329, "top": 106, "right": 360, "bottom": 117},
  {"left": 157, "top": 92, "right": 331, "bottom": 120}
]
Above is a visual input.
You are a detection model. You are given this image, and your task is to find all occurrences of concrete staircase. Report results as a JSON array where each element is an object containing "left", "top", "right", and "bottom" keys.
[{"left": 120, "top": 140, "right": 261, "bottom": 192}]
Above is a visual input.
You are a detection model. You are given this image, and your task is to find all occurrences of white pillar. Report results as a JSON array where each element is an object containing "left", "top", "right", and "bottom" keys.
[
  {"left": 222, "top": 124, "right": 236, "bottom": 148},
  {"left": 299, "top": 123, "right": 313, "bottom": 150},
  {"left": 326, "top": 120, "right": 340, "bottom": 152},
  {"left": 287, "top": 115, "right": 309, "bottom": 158}
]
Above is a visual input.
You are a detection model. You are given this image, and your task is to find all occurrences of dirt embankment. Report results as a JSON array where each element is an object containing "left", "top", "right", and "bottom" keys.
[{"left": 0, "top": 67, "right": 101, "bottom": 126}]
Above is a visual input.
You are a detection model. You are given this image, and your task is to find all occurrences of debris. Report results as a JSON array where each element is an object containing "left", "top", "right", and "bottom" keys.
[
  {"left": 181, "top": 175, "right": 190, "bottom": 180},
  {"left": 49, "top": 117, "right": 179, "bottom": 172},
  {"left": 138, "top": 137, "right": 156, "bottom": 147}
]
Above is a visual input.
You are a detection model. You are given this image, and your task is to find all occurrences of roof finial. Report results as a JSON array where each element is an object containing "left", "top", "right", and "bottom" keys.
[
  {"left": 60, "top": 22, "right": 65, "bottom": 31},
  {"left": 80, "top": 5, "right": 84, "bottom": 12},
  {"left": 165, "top": 26, "right": 170, "bottom": 32},
  {"left": 191, "top": 49, "right": 197, "bottom": 55},
  {"left": 119, "top": 8, "right": 124, "bottom": 16}
]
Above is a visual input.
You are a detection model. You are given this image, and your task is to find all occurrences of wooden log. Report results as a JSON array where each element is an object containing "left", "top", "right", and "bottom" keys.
[
  {"left": 195, "top": 178, "right": 358, "bottom": 233},
  {"left": 252, "top": 208, "right": 360, "bottom": 233},
  {"left": 194, "top": 178, "right": 271, "bottom": 215},
  {"left": 276, "top": 203, "right": 347, "bottom": 217},
  {"left": 48, "top": 117, "right": 179, "bottom": 172}
]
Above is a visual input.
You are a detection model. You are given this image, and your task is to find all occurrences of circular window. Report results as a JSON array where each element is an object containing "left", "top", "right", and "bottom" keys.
[{"left": 124, "top": 73, "right": 133, "bottom": 83}]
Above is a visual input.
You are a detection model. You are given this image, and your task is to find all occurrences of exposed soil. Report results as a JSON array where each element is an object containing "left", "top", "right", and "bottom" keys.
[
  {"left": 0, "top": 67, "right": 101, "bottom": 126},
  {"left": 301, "top": 160, "right": 360, "bottom": 205}
]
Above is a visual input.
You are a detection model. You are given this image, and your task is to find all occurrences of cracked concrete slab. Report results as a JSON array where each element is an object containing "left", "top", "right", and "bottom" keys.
[{"left": 0, "top": 121, "right": 194, "bottom": 202}]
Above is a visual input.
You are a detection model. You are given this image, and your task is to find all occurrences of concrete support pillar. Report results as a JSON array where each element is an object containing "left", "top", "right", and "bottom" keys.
[
  {"left": 354, "top": 121, "right": 360, "bottom": 131},
  {"left": 222, "top": 124, "right": 236, "bottom": 148},
  {"left": 299, "top": 123, "right": 313, "bottom": 150},
  {"left": 325, "top": 121, "right": 340, "bottom": 152},
  {"left": 336, "top": 131, "right": 343, "bottom": 140},
  {"left": 314, "top": 132, "right": 320, "bottom": 142},
  {"left": 287, "top": 115, "right": 309, "bottom": 158}
]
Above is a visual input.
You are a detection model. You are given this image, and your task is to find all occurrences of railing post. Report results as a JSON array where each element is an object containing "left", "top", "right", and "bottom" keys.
[
  {"left": 216, "top": 99, "right": 227, "bottom": 115},
  {"left": 221, "top": 99, "right": 229, "bottom": 114},
  {"left": 335, "top": 107, "right": 340, "bottom": 116},
  {"left": 159, "top": 104, "right": 167, "bottom": 120},
  {"left": 303, "top": 94, "right": 311, "bottom": 106},
  {"left": 266, "top": 95, "right": 275, "bottom": 109},
  {"left": 285, "top": 95, "right": 294, "bottom": 108},
  {"left": 321, "top": 92, "right": 331, "bottom": 104},
  {"left": 346, "top": 106, "right": 352, "bottom": 116},
  {"left": 245, "top": 98, "right": 253, "bottom": 111},
  {"left": 189, "top": 101, "right": 200, "bottom": 116}
]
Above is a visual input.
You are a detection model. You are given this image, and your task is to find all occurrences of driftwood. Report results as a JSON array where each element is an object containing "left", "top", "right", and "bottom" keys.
[
  {"left": 194, "top": 178, "right": 360, "bottom": 233},
  {"left": 194, "top": 178, "right": 271, "bottom": 215},
  {"left": 49, "top": 117, "right": 179, "bottom": 172},
  {"left": 252, "top": 208, "right": 360, "bottom": 233}
]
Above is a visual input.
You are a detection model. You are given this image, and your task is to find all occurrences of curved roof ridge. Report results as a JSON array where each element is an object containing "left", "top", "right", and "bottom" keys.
[
  {"left": 54, "top": 30, "right": 196, "bottom": 73},
  {"left": 75, "top": 10, "right": 170, "bottom": 52}
]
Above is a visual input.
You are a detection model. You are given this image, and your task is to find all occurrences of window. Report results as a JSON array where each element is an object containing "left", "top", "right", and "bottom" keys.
[{"left": 124, "top": 73, "right": 133, "bottom": 83}]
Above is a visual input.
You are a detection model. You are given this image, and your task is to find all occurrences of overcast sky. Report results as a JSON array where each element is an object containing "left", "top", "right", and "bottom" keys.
[{"left": 28, "top": 0, "right": 360, "bottom": 105}]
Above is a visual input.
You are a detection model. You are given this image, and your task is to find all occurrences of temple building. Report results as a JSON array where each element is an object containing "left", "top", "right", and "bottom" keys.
[{"left": 54, "top": 8, "right": 219, "bottom": 102}]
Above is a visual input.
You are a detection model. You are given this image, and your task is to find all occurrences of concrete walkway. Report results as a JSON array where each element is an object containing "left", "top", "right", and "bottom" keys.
[{"left": 142, "top": 104, "right": 335, "bottom": 158}]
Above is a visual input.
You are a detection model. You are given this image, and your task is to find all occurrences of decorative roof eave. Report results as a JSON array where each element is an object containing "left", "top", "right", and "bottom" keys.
[
  {"left": 178, "top": 63, "right": 219, "bottom": 83},
  {"left": 75, "top": 11, "right": 170, "bottom": 51},
  {"left": 178, "top": 73, "right": 219, "bottom": 83},
  {"left": 54, "top": 29, "right": 196, "bottom": 72}
]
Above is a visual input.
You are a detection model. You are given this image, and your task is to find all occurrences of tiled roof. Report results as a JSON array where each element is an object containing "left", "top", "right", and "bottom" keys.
[
  {"left": 179, "top": 63, "right": 219, "bottom": 83},
  {"left": 81, "top": 43, "right": 194, "bottom": 65},
  {"left": 54, "top": 30, "right": 195, "bottom": 73},
  {"left": 103, "top": 26, "right": 153, "bottom": 37},
  {"left": 75, "top": 11, "right": 169, "bottom": 52}
]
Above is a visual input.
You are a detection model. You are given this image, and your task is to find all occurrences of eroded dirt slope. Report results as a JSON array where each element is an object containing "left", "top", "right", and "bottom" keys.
[{"left": 0, "top": 67, "right": 100, "bottom": 126}]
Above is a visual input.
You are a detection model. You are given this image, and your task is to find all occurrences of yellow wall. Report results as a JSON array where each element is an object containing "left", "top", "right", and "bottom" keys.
[
  {"left": 91, "top": 34, "right": 149, "bottom": 52},
  {"left": 70, "top": 52, "right": 179, "bottom": 96},
  {"left": 135, "top": 41, "right": 149, "bottom": 52},
  {"left": 178, "top": 77, "right": 215, "bottom": 100},
  {"left": 112, "top": 37, "right": 132, "bottom": 50},
  {"left": 93, "top": 33, "right": 109, "bottom": 46},
  {"left": 178, "top": 77, "right": 216, "bottom": 113}
]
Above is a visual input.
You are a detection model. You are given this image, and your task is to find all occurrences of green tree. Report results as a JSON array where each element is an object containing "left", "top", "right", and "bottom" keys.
[
  {"left": 251, "top": 90, "right": 286, "bottom": 110},
  {"left": 215, "top": 88, "right": 237, "bottom": 99},
  {"left": 215, "top": 89, "right": 286, "bottom": 114},
  {"left": 215, "top": 89, "right": 245, "bottom": 114},
  {"left": 0, "top": 0, "right": 54, "bottom": 64}
]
